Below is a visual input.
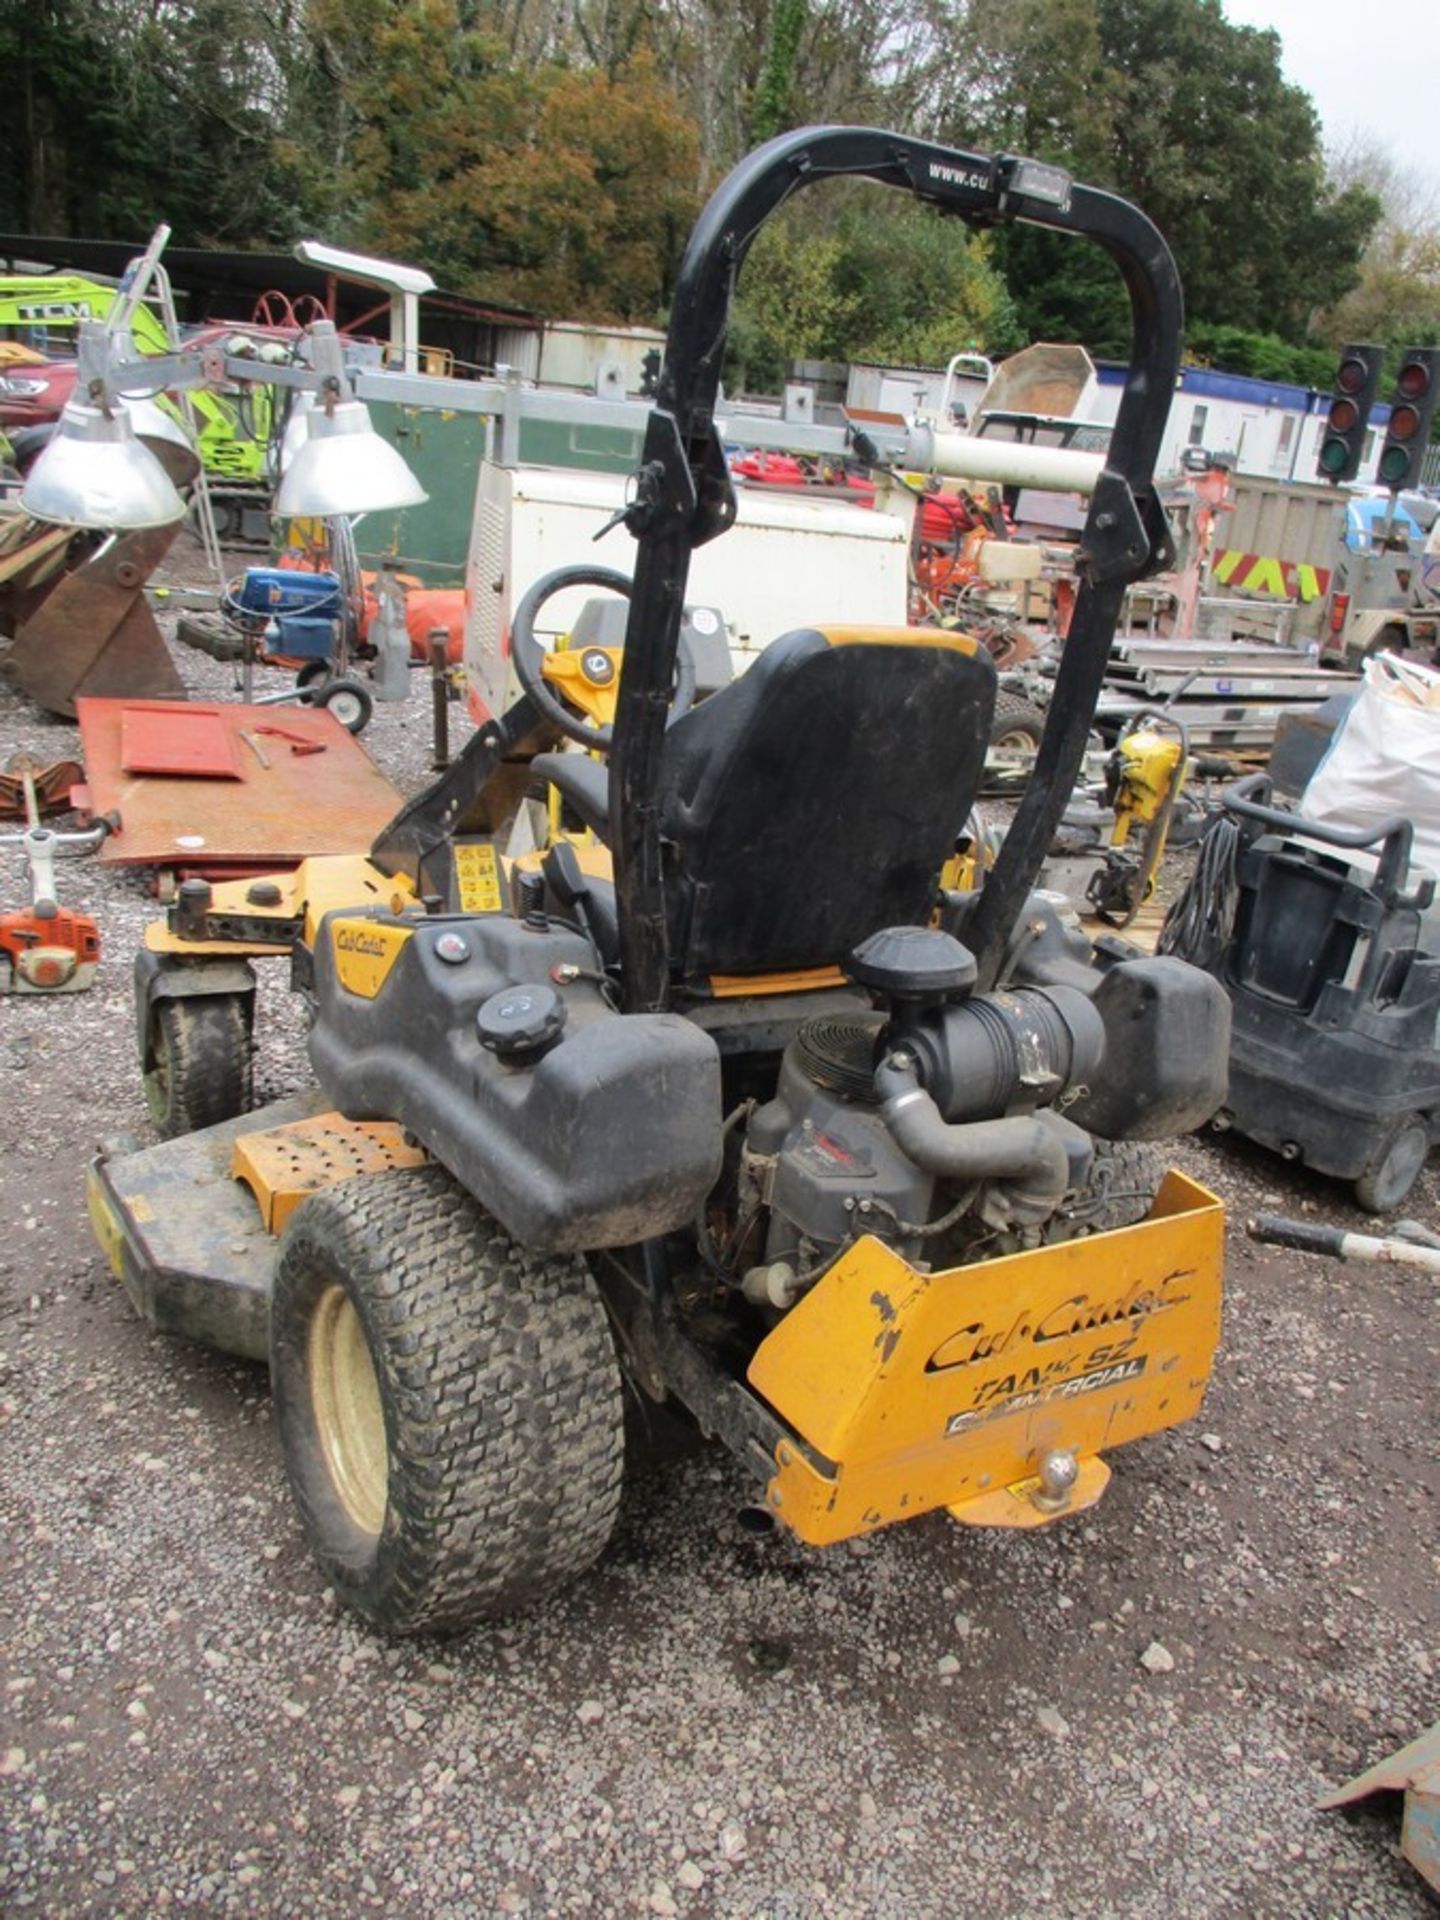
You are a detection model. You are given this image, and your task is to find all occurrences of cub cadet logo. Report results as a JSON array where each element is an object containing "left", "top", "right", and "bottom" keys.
[
  {"left": 336, "top": 926, "right": 391, "bottom": 960},
  {"left": 332, "top": 919, "right": 411, "bottom": 998},
  {"left": 928, "top": 1269, "right": 1193, "bottom": 1375}
]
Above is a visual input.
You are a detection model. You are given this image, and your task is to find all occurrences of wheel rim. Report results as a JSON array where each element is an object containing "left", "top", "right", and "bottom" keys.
[
  {"left": 993, "top": 726, "right": 1037, "bottom": 752},
  {"left": 308, "top": 1284, "right": 388, "bottom": 1536},
  {"left": 328, "top": 691, "right": 363, "bottom": 729}
]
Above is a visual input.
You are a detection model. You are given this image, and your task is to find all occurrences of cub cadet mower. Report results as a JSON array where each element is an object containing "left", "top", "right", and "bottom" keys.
[{"left": 91, "top": 126, "right": 1230, "bottom": 1635}]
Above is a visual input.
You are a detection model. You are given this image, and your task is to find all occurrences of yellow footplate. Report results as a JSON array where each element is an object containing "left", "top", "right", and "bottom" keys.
[
  {"left": 746, "top": 1170, "right": 1223, "bottom": 1545},
  {"left": 232, "top": 1114, "right": 427, "bottom": 1234}
]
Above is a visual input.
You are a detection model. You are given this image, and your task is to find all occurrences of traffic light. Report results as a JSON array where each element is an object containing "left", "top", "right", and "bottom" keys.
[
  {"left": 1376, "top": 348, "right": 1440, "bottom": 492},
  {"left": 1316, "top": 343, "right": 1384, "bottom": 483}
]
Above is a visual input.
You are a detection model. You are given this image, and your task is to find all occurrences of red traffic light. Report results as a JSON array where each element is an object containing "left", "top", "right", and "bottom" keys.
[
  {"left": 1396, "top": 359, "right": 1433, "bottom": 401},
  {"left": 1336, "top": 356, "right": 1370, "bottom": 395}
]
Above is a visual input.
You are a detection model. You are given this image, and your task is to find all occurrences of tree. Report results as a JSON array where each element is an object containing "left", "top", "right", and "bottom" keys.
[
  {"left": 927, "top": 0, "right": 1382, "bottom": 361},
  {"left": 0, "top": 0, "right": 331, "bottom": 248},
  {"left": 0, "top": 0, "right": 1391, "bottom": 363},
  {"left": 1320, "top": 137, "right": 1440, "bottom": 353},
  {"left": 1184, "top": 323, "right": 1335, "bottom": 391},
  {"left": 321, "top": 3, "right": 700, "bottom": 318},
  {"left": 729, "top": 186, "right": 1021, "bottom": 389},
  {"left": 751, "top": 0, "right": 808, "bottom": 144}
]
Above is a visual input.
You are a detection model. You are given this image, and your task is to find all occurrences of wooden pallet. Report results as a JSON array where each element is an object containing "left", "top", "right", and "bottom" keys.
[{"left": 1081, "top": 895, "right": 1168, "bottom": 955}]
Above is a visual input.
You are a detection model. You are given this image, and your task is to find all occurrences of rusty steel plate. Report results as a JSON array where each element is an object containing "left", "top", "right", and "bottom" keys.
[{"left": 76, "top": 696, "right": 403, "bottom": 869}]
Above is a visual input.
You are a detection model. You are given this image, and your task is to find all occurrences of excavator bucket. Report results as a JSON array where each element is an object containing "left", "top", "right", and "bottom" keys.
[{"left": 4, "top": 523, "right": 186, "bottom": 717}]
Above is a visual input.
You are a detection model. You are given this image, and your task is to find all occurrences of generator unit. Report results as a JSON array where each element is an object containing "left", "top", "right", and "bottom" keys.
[{"left": 462, "top": 460, "right": 912, "bottom": 721}]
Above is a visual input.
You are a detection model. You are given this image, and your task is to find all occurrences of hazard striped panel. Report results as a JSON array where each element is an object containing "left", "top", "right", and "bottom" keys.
[{"left": 1212, "top": 551, "right": 1331, "bottom": 602}]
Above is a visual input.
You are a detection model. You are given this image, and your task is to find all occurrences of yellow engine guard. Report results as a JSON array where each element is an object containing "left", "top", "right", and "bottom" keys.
[{"left": 747, "top": 1170, "right": 1223, "bottom": 1546}]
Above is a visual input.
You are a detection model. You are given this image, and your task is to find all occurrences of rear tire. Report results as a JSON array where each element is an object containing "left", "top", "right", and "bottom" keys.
[
  {"left": 988, "top": 690, "right": 1046, "bottom": 752},
  {"left": 269, "top": 1164, "right": 625, "bottom": 1634},
  {"left": 1353, "top": 1119, "right": 1429, "bottom": 1214},
  {"left": 1050, "top": 1139, "right": 1167, "bottom": 1240},
  {"left": 143, "top": 995, "right": 252, "bottom": 1139}
]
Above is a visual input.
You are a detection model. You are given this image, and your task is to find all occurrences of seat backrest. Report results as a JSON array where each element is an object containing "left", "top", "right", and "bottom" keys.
[{"left": 656, "top": 625, "right": 996, "bottom": 980}]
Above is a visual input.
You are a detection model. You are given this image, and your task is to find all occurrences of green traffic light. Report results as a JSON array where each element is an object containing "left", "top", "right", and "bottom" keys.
[
  {"left": 1318, "top": 438, "right": 1350, "bottom": 475},
  {"left": 1378, "top": 444, "right": 1411, "bottom": 486}
]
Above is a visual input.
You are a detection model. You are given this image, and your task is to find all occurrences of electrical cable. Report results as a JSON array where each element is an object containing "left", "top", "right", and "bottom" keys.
[
  {"left": 864, "top": 1184, "right": 981, "bottom": 1242},
  {"left": 694, "top": 1101, "right": 757, "bottom": 1281},
  {"left": 1156, "top": 809, "right": 1242, "bottom": 968}
]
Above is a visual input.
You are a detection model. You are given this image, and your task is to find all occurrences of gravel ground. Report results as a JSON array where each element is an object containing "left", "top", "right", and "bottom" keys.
[{"left": 2, "top": 541, "right": 1437, "bottom": 1917}]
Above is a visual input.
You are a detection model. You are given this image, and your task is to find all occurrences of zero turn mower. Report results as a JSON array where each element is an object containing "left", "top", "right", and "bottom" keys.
[{"left": 90, "top": 126, "right": 1230, "bottom": 1634}]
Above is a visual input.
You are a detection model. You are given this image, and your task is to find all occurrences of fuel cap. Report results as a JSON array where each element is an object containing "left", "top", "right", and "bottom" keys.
[{"left": 476, "top": 982, "right": 567, "bottom": 1060}]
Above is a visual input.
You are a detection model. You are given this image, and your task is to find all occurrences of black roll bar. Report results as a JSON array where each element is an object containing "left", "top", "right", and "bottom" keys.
[{"left": 609, "top": 124, "right": 1184, "bottom": 1011}]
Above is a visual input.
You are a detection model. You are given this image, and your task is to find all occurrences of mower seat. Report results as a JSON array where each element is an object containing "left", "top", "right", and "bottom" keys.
[{"left": 534, "top": 624, "right": 997, "bottom": 981}]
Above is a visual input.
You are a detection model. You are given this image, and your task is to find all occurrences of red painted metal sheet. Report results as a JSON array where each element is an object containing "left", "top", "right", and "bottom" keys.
[
  {"left": 76, "top": 697, "right": 404, "bottom": 869},
  {"left": 120, "top": 704, "right": 243, "bottom": 779}
]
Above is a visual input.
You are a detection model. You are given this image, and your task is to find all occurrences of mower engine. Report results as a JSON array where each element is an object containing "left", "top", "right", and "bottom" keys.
[{"left": 732, "top": 903, "right": 1229, "bottom": 1308}]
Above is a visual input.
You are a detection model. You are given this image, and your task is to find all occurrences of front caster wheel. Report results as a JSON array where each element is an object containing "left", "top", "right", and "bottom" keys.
[
  {"left": 269, "top": 1164, "right": 625, "bottom": 1634},
  {"left": 143, "top": 994, "right": 252, "bottom": 1138}
]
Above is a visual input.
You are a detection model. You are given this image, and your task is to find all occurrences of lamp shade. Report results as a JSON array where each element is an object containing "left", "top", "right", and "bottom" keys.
[
  {"left": 21, "top": 398, "right": 187, "bottom": 529},
  {"left": 275, "top": 391, "right": 316, "bottom": 478},
  {"left": 124, "top": 395, "right": 202, "bottom": 488},
  {"left": 274, "top": 398, "right": 428, "bottom": 517}
]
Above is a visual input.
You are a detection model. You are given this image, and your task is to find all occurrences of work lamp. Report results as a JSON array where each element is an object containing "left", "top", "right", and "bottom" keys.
[
  {"left": 20, "top": 397, "right": 187, "bottom": 529},
  {"left": 275, "top": 390, "right": 428, "bottom": 517}
]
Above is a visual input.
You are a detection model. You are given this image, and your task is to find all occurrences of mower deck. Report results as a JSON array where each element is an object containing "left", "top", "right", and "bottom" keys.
[{"left": 89, "top": 1093, "right": 328, "bottom": 1361}]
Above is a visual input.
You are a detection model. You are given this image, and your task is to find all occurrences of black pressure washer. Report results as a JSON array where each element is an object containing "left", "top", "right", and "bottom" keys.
[{"left": 1162, "top": 772, "right": 1440, "bottom": 1211}]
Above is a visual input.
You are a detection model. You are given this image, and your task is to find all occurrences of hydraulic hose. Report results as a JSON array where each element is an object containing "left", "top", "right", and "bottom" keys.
[{"left": 873, "top": 1057, "right": 1070, "bottom": 1208}]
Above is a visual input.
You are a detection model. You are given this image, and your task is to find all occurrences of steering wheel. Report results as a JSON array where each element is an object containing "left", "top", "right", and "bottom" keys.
[{"left": 509, "top": 564, "right": 697, "bottom": 751}]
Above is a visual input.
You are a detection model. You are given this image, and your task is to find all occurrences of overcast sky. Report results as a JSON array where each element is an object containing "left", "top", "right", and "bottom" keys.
[{"left": 1223, "top": 0, "right": 1440, "bottom": 202}]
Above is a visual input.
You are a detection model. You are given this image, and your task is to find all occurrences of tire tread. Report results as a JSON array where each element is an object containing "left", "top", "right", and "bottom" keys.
[
  {"left": 271, "top": 1164, "right": 624, "bottom": 1634},
  {"left": 145, "top": 995, "right": 251, "bottom": 1138}
]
